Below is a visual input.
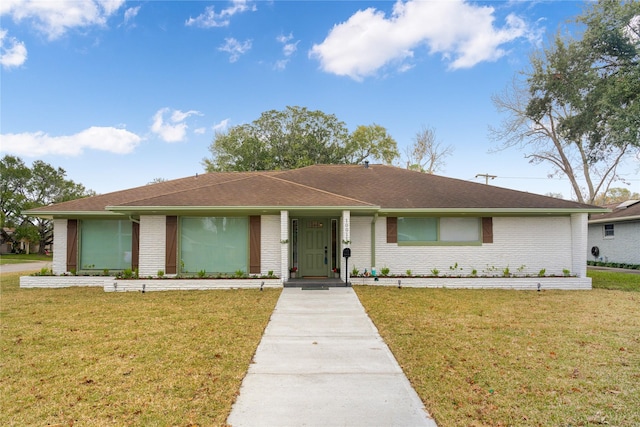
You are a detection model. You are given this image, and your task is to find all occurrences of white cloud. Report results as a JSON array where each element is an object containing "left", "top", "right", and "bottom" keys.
[
  {"left": 151, "top": 108, "right": 202, "bottom": 143},
  {"left": 0, "top": 126, "right": 141, "bottom": 157},
  {"left": 0, "top": 29, "right": 27, "bottom": 69},
  {"left": 274, "top": 32, "right": 299, "bottom": 70},
  {"left": 123, "top": 5, "right": 141, "bottom": 26},
  {"left": 1, "top": 0, "right": 126, "bottom": 40},
  {"left": 219, "top": 37, "right": 252, "bottom": 63},
  {"left": 194, "top": 127, "right": 206, "bottom": 135},
  {"left": 309, "top": 0, "right": 533, "bottom": 80},
  {"left": 186, "top": 0, "right": 256, "bottom": 28},
  {"left": 213, "top": 119, "right": 230, "bottom": 133}
]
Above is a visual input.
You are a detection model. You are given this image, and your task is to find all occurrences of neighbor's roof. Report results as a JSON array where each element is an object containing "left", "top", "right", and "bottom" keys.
[
  {"left": 589, "top": 200, "right": 640, "bottom": 223},
  {"left": 24, "top": 164, "right": 604, "bottom": 217}
]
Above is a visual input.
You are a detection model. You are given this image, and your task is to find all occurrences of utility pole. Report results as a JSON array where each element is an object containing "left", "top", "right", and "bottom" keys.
[{"left": 475, "top": 173, "right": 497, "bottom": 185}]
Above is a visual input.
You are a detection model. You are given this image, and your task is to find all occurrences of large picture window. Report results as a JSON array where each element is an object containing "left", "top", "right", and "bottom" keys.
[
  {"left": 397, "top": 217, "right": 480, "bottom": 245},
  {"left": 181, "top": 217, "right": 248, "bottom": 273},
  {"left": 80, "top": 220, "right": 132, "bottom": 270}
]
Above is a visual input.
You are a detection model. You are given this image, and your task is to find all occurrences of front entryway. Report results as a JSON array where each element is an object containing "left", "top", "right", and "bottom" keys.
[
  {"left": 292, "top": 217, "right": 339, "bottom": 278},
  {"left": 301, "top": 218, "right": 328, "bottom": 277}
]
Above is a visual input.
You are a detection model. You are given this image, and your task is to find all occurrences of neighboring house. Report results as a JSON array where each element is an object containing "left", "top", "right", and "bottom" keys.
[
  {"left": 23, "top": 164, "right": 604, "bottom": 288},
  {"left": 588, "top": 200, "right": 640, "bottom": 265}
]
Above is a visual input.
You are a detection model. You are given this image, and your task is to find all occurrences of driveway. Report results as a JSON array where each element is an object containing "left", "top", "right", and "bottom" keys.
[{"left": 0, "top": 261, "right": 51, "bottom": 274}]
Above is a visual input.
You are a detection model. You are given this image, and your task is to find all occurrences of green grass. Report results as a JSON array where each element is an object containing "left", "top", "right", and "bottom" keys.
[
  {"left": 589, "top": 269, "right": 640, "bottom": 291},
  {"left": 0, "top": 272, "right": 281, "bottom": 426},
  {"left": 356, "top": 278, "right": 640, "bottom": 426},
  {"left": 0, "top": 253, "right": 53, "bottom": 265}
]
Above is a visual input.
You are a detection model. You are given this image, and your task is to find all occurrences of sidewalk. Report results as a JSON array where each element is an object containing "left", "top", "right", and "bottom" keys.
[{"left": 227, "top": 287, "right": 437, "bottom": 427}]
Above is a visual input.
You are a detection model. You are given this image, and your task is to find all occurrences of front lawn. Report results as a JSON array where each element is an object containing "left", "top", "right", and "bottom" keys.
[
  {"left": 356, "top": 282, "right": 640, "bottom": 426},
  {"left": 0, "top": 272, "right": 281, "bottom": 426},
  {"left": 589, "top": 269, "right": 640, "bottom": 291}
]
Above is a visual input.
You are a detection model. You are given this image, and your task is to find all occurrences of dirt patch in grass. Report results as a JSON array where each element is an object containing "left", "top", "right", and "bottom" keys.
[
  {"left": 0, "top": 272, "right": 280, "bottom": 426},
  {"left": 355, "top": 286, "right": 640, "bottom": 427}
]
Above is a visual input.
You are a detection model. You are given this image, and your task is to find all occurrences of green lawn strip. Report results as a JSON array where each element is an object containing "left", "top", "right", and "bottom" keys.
[
  {"left": 0, "top": 254, "right": 53, "bottom": 265},
  {"left": 0, "top": 272, "right": 281, "bottom": 426},
  {"left": 355, "top": 286, "right": 640, "bottom": 427},
  {"left": 588, "top": 269, "right": 640, "bottom": 291}
]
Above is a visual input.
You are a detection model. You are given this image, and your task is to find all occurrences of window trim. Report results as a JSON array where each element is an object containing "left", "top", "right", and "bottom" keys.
[{"left": 603, "top": 223, "right": 615, "bottom": 239}]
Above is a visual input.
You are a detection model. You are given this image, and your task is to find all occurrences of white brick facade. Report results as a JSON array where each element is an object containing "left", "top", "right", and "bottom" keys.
[
  {"left": 348, "top": 216, "right": 576, "bottom": 278},
  {"left": 52, "top": 219, "right": 67, "bottom": 274},
  {"left": 138, "top": 215, "right": 166, "bottom": 277},
  {"left": 588, "top": 220, "right": 640, "bottom": 265},
  {"left": 571, "top": 213, "right": 588, "bottom": 277},
  {"left": 261, "top": 215, "right": 281, "bottom": 275}
]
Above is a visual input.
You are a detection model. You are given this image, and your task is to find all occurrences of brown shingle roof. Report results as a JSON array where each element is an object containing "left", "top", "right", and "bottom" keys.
[
  {"left": 26, "top": 164, "right": 601, "bottom": 216},
  {"left": 589, "top": 200, "right": 640, "bottom": 222}
]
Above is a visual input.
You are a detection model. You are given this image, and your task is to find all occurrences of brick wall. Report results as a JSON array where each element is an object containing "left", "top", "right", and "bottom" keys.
[
  {"left": 52, "top": 219, "right": 67, "bottom": 274},
  {"left": 138, "top": 215, "right": 166, "bottom": 277},
  {"left": 351, "top": 216, "right": 574, "bottom": 277},
  {"left": 261, "top": 215, "right": 281, "bottom": 275}
]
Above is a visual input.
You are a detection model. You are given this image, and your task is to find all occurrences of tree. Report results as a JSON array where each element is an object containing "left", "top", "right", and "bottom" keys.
[
  {"left": 592, "top": 187, "right": 640, "bottom": 205},
  {"left": 0, "top": 155, "right": 94, "bottom": 254},
  {"left": 490, "top": 1, "right": 639, "bottom": 204},
  {"left": 404, "top": 126, "right": 454, "bottom": 174},
  {"left": 202, "top": 106, "right": 399, "bottom": 172}
]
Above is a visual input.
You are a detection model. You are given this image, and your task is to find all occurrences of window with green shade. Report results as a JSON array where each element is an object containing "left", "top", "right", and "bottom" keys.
[
  {"left": 80, "top": 220, "right": 132, "bottom": 270},
  {"left": 398, "top": 217, "right": 437, "bottom": 242},
  {"left": 181, "top": 217, "right": 248, "bottom": 273}
]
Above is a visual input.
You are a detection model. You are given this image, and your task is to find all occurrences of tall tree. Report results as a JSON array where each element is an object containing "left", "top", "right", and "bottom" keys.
[
  {"left": 592, "top": 187, "right": 640, "bottom": 205},
  {"left": 203, "top": 106, "right": 399, "bottom": 172},
  {"left": 490, "top": 0, "right": 639, "bottom": 204},
  {"left": 0, "top": 155, "right": 94, "bottom": 254},
  {"left": 404, "top": 126, "right": 454, "bottom": 174}
]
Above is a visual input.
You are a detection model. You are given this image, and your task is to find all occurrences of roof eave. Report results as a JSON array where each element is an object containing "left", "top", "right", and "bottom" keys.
[
  {"left": 22, "top": 210, "right": 126, "bottom": 219},
  {"left": 589, "top": 215, "right": 640, "bottom": 224},
  {"left": 105, "top": 205, "right": 379, "bottom": 215},
  {"left": 379, "top": 207, "right": 608, "bottom": 216}
]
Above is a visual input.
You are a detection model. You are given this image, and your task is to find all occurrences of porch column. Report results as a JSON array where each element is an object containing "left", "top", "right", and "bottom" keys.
[
  {"left": 571, "top": 213, "right": 588, "bottom": 278},
  {"left": 280, "top": 210, "right": 289, "bottom": 282},
  {"left": 341, "top": 210, "right": 351, "bottom": 280}
]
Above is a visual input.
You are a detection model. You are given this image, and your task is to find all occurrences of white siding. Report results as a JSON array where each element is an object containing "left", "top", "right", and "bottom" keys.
[
  {"left": 588, "top": 220, "right": 640, "bottom": 265},
  {"left": 365, "top": 216, "right": 573, "bottom": 277},
  {"left": 52, "top": 219, "right": 67, "bottom": 274},
  {"left": 261, "top": 215, "right": 281, "bottom": 275},
  {"left": 138, "top": 215, "right": 166, "bottom": 277}
]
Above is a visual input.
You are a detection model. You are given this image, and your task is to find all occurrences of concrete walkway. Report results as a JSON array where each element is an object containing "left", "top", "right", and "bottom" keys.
[{"left": 227, "top": 287, "right": 437, "bottom": 427}]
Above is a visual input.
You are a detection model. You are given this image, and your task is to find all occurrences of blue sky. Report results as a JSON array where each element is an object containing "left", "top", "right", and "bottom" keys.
[{"left": 1, "top": 0, "right": 638, "bottom": 198}]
